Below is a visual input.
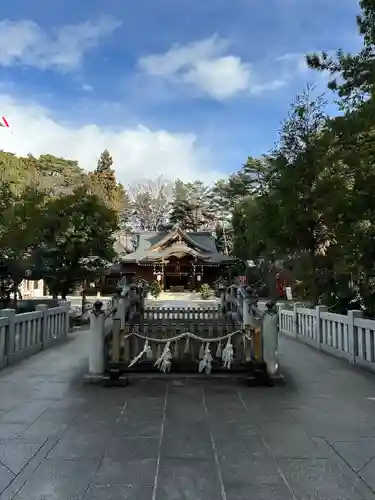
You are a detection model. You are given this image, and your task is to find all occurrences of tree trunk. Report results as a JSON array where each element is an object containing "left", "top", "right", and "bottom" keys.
[{"left": 310, "top": 250, "right": 319, "bottom": 305}]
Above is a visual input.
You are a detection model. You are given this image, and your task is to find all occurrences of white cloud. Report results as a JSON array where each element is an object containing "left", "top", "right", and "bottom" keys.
[
  {"left": 0, "top": 94, "right": 219, "bottom": 184},
  {"left": 139, "top": 35, "right": 282, "bottom": 100},
  {"left": 276, "top": 51, "right": 334, "bottom": 87},
  {"left": 277, "top": 52, "right": 310, "bottom": 76},
  {"left": 0, "top": 17, "right": 121, "bottom": 72}
]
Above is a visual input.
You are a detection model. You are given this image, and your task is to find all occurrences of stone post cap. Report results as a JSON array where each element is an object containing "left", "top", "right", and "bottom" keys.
[
  {"left": 92, "top": 300, "right": 104, "bottom": 315},
  {"left": 265, "top": 300, "right": 277, "bottom": 313}
]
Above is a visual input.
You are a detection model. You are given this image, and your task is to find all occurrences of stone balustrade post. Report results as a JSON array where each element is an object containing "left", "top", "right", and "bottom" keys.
[
  {"left": 315, "top": 305, "right": 328, "bottom": 348},
  {"left": 0, "top": 309, "right": 15, "bottom": 356},
  {"left": 262, "top": 302, "right": 279, "bottom": 376},
  {"left": 292, "top": 303, "right": 299, "bottom": 338},
  {"left": 347, "top": 309, "right": 363, "bottom": 364},
  {"left": 242, "top": 296, "right": 251, "bottom": 329},
  {"left": 58, "top": 300, "right": 70, "bottom": 336},
  {"left": 115, "top": 296, "right": 126, "bottom": 330},
  {"left": 88, "top": 300, "right": 105, "bottom": 375},
  {"left": 35, "top": 304, "right": 49, "bottom": 347}
]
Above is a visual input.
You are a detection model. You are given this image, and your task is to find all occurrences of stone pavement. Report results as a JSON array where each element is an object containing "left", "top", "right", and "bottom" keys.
[{"left": 0, "top": 332, "right": 375, "bottom": 499}]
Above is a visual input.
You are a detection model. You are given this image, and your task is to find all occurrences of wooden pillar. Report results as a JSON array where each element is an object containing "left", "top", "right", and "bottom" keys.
[{"left": 161, "top": 263, "right": 165, "bottom": 291}]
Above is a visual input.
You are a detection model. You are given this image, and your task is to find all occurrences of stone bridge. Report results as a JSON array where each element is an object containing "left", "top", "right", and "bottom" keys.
[{"left": 0, "top": 325, "right": 375, "bottom": 499}]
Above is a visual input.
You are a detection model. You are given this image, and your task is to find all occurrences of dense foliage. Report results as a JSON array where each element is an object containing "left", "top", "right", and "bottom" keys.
[{"left": 232, "top": 1, "right": 375, "bottom": 315}]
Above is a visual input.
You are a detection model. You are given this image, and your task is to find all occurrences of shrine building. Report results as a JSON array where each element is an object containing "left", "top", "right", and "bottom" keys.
[{"left": 103, "top": 225, "right": 233, "bottom": 293}]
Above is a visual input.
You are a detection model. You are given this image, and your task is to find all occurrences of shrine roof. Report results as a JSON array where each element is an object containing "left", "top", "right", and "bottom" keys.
[{"left": 119, "top": 228, "right": 232, "bottom": 264}]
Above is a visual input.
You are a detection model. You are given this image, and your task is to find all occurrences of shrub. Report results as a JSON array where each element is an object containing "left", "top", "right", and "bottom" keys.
[
  {"left": 200, "top": 283, "right": 213, "bottom": 299},
  {"left": 150, "top": 280, "right": 162, "bottom": 298}
]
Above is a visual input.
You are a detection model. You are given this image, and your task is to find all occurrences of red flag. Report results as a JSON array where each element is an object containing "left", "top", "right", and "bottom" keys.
[{"left": 0, "top": 117, "right": 9, "bottom": 127}]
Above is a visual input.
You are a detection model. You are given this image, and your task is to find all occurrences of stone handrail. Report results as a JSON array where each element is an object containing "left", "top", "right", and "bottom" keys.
[
  {"left": 0, "top": 302, "right": 70, "bottom": 369},
  {"left": 279, "top": 303, "right": 375, "bottom": 373},
  {"left": 88, "top": 284, "right": 145, "bottom": 375}
]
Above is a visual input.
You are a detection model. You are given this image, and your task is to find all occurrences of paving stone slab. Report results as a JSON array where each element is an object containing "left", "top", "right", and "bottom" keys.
[
  {"left": 330, "top": 439, "right": 375, "bottom": 473},
  {"left": 278, "top": 457, "right": 368, "bottom": 500},
  {"left": 83, "top": 484, "right": 154, "bottom": 500},
  {"left": 359, "top": 457, "right": 375, "bottom": 491},
  {"left": 0, "top": 462, "right": 15, "bottom": 494},
  {"left": 47, "top": 433, "right": 109, "bottom": 460},
  {"left": 0, "top": 401, "right": 51, "bottom": 425},
  {"left": 104, "top": 437, "right": 160, "bottom": 461},
  {"left": 225, "top": 483, "right": 295, "bottom": 500},
  {"left": 0, "top": 438, "right": 45, "bottom": 475},
  {"left": 155, "top": 457, "right": 223, "bottom": 500},
  {"left": 0, "top": 424, "right": 28, "bottom": 439},
  {"left": 214, "top": 435, "right": 269, "bottom": 459},
  {"left": 92, "top": 457, "right": 156, "bottom": 487},
  {"left": 116, "top": 417, "right": 163, "bottom": 439},
  {"left": 209, "top": 421, "right": 259, "bottom": 440},
  {"left": 161, "top": 436, "right": 214, "bottom": 459},
  {"left": 220, "top": 449, "right": 284, "bottom": 486},
  {"left": 163, "top": 418, "right": 210, "bottom": 441},
  {"left": 12, "top": 458, "right": 99, "bottom": 500},
  {"left": 31, "top": 382, "right": 72, "bottom": 400}
]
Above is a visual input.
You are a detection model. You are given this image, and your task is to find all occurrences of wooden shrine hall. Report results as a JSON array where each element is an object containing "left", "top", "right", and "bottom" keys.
[{"left": 104, "top": 225, "right": 233, "bottom": 293}]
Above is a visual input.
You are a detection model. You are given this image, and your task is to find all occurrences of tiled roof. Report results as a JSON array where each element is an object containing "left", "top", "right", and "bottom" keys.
[{"left": 120, "top": 230, "right": 231, "bottom": 264}]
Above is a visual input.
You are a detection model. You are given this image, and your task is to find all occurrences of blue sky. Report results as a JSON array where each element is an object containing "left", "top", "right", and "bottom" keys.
[{"left": 0, "top": 0, "right": 363, "bottom": 184}]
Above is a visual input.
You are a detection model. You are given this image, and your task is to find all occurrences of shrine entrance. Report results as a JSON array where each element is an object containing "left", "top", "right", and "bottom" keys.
[
  {"left": 164, "top": 256, "right": 192, "bottom": 291},
  {"left": 164, "top": 272, "right": 190, "bottom": 291}
]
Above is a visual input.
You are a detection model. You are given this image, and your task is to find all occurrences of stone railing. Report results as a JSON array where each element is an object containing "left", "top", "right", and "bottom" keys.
[
  {"left": 0, "top": 302, "right": 70, "bottom": 369},
  {"left": 279, "top": 304, "right": 375, "bottom": 373},
  {"left": 87, "top": 284, "right": 144, "bottom": 377},
  {"left": 223, "top": 285, "right": 279, "bottom": 376}
]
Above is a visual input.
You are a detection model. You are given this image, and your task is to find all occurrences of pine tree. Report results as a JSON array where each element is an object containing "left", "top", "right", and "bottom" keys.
[{"left": 89, "top": 150, "right": 130, "bottom": 218}]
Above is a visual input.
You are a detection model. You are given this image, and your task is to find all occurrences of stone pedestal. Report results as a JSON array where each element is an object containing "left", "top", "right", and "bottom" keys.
[{"left": 88, "top": 308, "right": 105, "bottom": 375}]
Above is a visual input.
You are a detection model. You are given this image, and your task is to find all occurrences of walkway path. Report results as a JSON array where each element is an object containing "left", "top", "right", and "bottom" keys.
[{"left": 0, "top": 331, "right": 375, "bottom": 499}]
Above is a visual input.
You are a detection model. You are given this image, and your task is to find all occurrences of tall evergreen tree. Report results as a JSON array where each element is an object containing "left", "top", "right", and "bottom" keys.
[{"left": 89, "top": 149, "right": 131, "bottom": 221}]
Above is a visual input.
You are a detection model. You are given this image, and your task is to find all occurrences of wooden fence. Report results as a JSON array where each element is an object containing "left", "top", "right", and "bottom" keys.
[
  {"left": 144, "top": 306, "right": 221, "bottom": 321},
  {"left": 86, "top": 283, "right": 280, "bottom": 382},
  {"left": 105, "top": 321, "right": 251, "bottom": 373}
]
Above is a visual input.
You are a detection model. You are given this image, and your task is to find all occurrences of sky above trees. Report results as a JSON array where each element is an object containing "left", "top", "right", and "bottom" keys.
[{"left": 0, "top": 0, "right": 362, "bottom": 184}]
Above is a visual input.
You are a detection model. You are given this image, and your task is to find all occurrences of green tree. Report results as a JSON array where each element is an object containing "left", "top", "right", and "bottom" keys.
[
  {"left": 168, "top": 180, "right": 214, "bottom": 231},
  {"left": 40, "top": 186, "right": 119, "bottom": 298},
  {"left": 89, "top": 149, "right": 128, "bottom": 216},
  {"left": 307, "top": 0, "right": 375, "bottom": 107}
]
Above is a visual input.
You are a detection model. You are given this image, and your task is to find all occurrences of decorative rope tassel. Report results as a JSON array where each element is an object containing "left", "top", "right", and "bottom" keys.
[
  {"left": 216, "top": 341, "right": 222, "bottom": 358},
  {"left": 146, "top": 340, "right": 153, "bottom": 360},
  {"left": 174, "top": 340, "right": 179, "bottom": 359},
  {"left": 222, "top": 337, "right": 234, "bottom": 369},
  {"left": 156, "top": 343, "right": 162, "bottom": 359},
  {"left": 199, "top": 342, "right": 213, "bottom": 374},
  {"left": 199, "top": 343, "right": 205, "bottom": 359},
  {"left": 155, "top": 341, "right": 172, "bottom": 373},
  {"left": 128, "top": 340, "right": 153, "bottom": 368},
  {"left": 184, "top": 336, "right": 190, "bottom": 354}
]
